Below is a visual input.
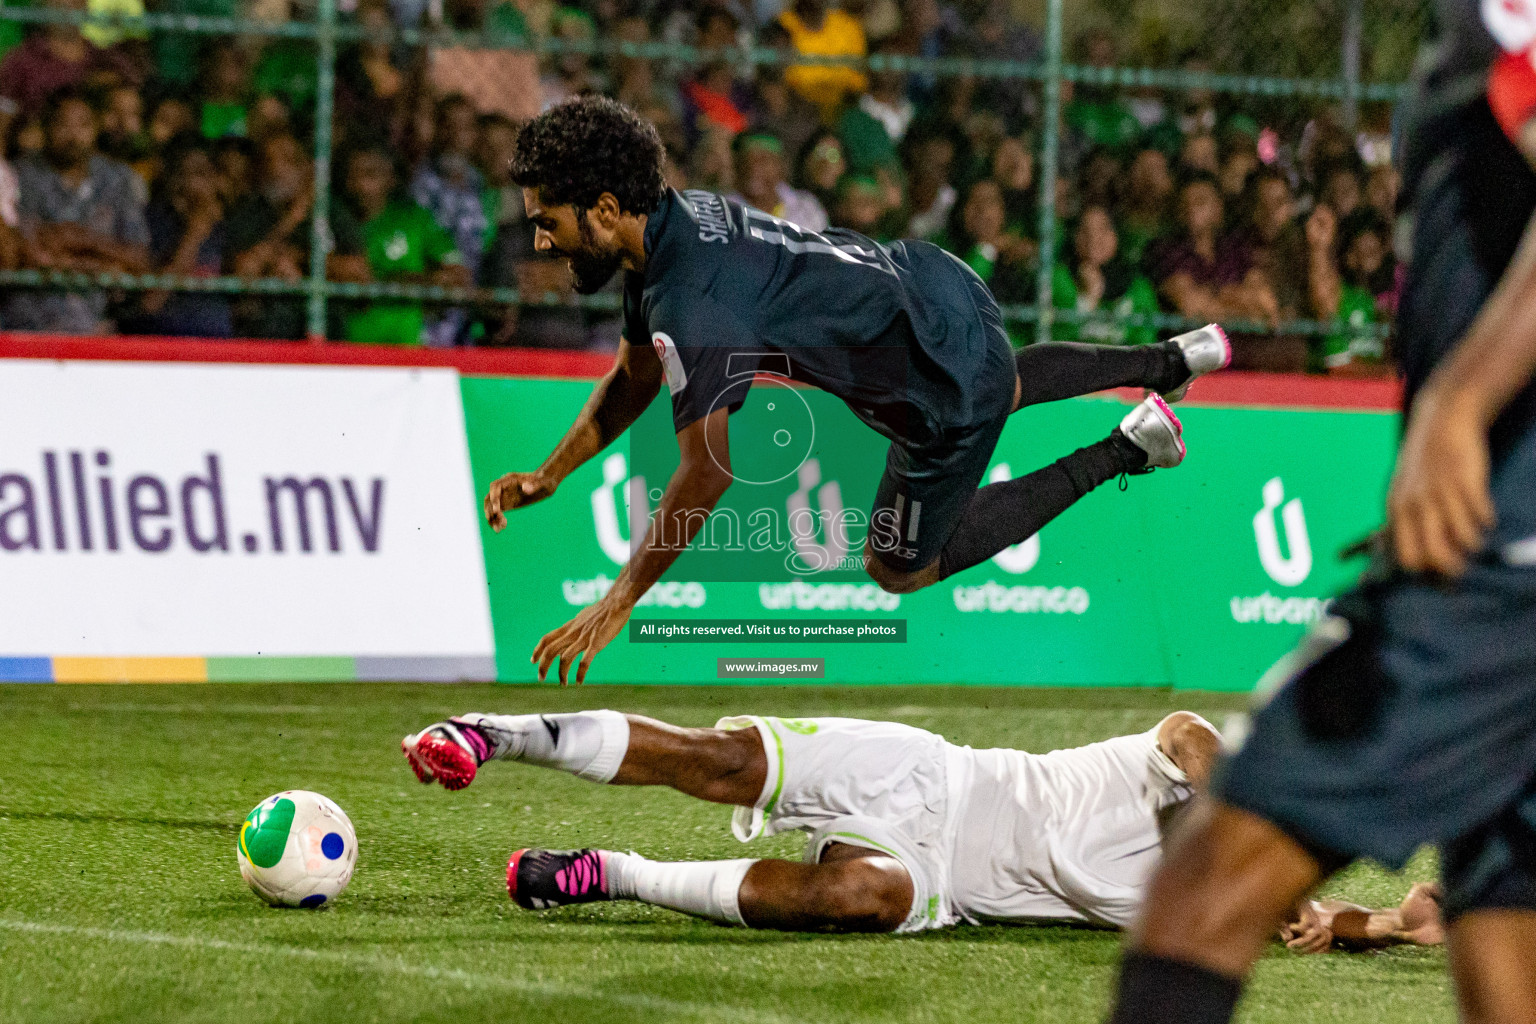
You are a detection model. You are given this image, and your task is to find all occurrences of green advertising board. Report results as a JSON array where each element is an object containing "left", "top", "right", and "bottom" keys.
[{"left": 461, "top": 376, "right": 1397, "bottom": 690}]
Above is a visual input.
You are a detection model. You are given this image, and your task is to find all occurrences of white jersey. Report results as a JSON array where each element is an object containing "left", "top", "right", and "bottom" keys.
[{"left": 717, "top": 715, "right": 1196, "bottom": 933}]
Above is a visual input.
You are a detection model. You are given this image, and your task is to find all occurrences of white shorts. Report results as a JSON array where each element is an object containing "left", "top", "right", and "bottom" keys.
[
  {"left": 716, "top": 715, "right": 1195, "bottom": 932},
  {"left": 716, "top": 715, "right": 959, "bottom": 933}
]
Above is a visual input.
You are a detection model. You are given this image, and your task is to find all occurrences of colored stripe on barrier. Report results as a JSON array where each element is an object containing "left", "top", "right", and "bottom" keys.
[
  {"left": 52, "top": 657, "right": 208, "bottom": 683},
  {"left": 354, "top": 656, "right": 498, "bottom": 682},
  {"left": 0, "top": 657, "right": 53, "bottom": 682},
  {"left": 205, "top": 657, "right": 356, "bottom": 682},
  {"left": 0, "top": 656, "right": 499, "bottom": 683}
]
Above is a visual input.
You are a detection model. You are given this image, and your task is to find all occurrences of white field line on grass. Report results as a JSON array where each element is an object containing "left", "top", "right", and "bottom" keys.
[{"left": 0, "top": 919, "right": 807, "bottom": 1024}]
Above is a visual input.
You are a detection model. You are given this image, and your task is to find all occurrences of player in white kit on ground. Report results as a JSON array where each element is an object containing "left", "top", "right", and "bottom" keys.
[
  {"left": 402, "top": 709, "right": 1441, "bottom": 946},
  {"left": 403, "top": 708, "right": 1211, "bottom": 931}
]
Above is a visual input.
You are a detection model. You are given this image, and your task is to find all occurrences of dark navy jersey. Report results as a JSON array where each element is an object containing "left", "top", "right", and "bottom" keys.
[
  {"left": 622, "top": 188, "right": 1005, "bottom": 447},
  {"left": 1397, "top": 0, "right": 1501, "bottom": 199},
  {"left": 1399, "top": 0, "right": 1536, "bottom": 208},
  {"left": 1394, "top": 2, "right": 1536, "bottom": 396}
]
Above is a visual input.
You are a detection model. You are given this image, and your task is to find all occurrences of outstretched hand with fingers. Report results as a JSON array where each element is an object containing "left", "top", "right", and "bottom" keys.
[
  {"left": 485, "top": 471, "right": 558, "bottom": 532},
  {"left": 531, "top": 596, "right": 632, "bottom": 685}
]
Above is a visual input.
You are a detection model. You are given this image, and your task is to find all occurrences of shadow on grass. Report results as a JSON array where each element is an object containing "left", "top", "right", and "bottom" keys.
[
  {"left": 0, "top": 809, "right": 240, "bottom": 833},
  {"left": 353, "top": 910, "right": 1446, "bottom": 971},
  {"left": 406, "top": 908, "right": 1131, "bottom": 952}
]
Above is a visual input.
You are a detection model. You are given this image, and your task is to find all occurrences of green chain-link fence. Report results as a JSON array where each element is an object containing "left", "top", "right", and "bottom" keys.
[{"left": 0, "top": 0, "right": 1423, "bottom": 348}]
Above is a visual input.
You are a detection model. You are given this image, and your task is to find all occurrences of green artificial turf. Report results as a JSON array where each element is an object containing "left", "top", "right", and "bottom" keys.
[{"left": 0, "top": 684, "right": 1452, "bottom": 1023}]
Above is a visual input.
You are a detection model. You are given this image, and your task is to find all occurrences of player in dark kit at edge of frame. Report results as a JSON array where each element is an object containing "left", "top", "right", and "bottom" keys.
[
  {"left": 1104, "top": 2, "right": 1536, "bottom": 1022},
  {"left": 487, "top": 96, "right": 1230, "bottom": 685}
]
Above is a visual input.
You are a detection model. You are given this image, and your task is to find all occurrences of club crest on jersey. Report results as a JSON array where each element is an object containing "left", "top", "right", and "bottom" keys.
[{"left": 652, "top": 331, "right": 689, "bottom": 396}]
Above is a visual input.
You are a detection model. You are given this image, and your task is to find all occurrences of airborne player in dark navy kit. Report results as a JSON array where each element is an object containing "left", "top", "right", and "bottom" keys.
[
  {"left": 1106, "top": 1, "right": 1536, "bottom": 1022},
  {"left": 484, "top": 97, "right": 1229, "bottom": 685}
]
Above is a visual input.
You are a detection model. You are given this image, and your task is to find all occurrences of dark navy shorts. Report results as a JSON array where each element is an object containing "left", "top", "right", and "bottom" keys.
[
  {"left": 1214, "top": 112, "right": 1536, "bottom": 919},
  {"left": 1213, "top": 591, "right": 1536, "bottom": 920},
  {"left": 866, "top": 251, "right": 1015, "bottom": 573}
]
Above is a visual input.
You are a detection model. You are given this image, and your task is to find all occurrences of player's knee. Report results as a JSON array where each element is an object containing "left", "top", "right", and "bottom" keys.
[
  {"left": 863, "top": 552, "right": 912, "bottom": 593},
  {"left": 1138, "top": 802, "right": 1323, "bottom": 971},
  {"left": 862, "top": 549, "right": 934, "bottom": 594},
  {"left": 872, "top": 571, "right": 922, "bottom": 595},
  {"left": 813, "top": 857, "right": 913, "bottom": 932},
  {"left": 1447, "top": 911, "right": 1536, "bottom": 1024},
  {"left": 1138, "top": 833, "right": 1257, "bottom": 954}
]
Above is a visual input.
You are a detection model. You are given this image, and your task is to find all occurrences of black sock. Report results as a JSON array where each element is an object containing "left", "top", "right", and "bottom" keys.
[
  {"left": 1014, "top": 341, "right": 1185, "bottom": 409},
  {"left": 1106, "top": 951, "right": 1243, "bottom": 1024},
  {"left": 936, "top": 433, "right": 1146, "bottom": 580}
]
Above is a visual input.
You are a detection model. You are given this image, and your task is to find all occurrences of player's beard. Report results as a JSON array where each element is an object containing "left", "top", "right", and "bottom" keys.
[{"left": 560, "top": 210, "right": 624, "bottom": 295}]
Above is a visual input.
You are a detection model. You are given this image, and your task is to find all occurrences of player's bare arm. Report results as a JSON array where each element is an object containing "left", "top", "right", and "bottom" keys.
[
  {"left": 484, "top": 334, "right": 664, "bottom": 531},
  {"left": 531, "top": 407, "right": 734, "bottom": 684},
  {"left": 1388, "top": 208, "right": 1536, "bottom": 576},
  {"left": 1279, "top": 883, "right": 1446, "bottom": 954},
  {"left": 1156, "top": 712, "right": 1221, "bottom": 789},
  {"left": 1309, "top": 882, "right": 1446, "bottom": 950}
]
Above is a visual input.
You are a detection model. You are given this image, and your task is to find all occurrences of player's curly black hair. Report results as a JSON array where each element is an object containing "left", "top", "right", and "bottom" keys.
[{"left": 510, "top": 96, "right": 667, "bottom": 215}]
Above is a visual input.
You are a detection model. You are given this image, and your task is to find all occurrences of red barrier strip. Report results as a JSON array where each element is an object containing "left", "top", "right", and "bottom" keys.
[
  {"left": 1159, "top": 371, "right": 1399, "bottom": 411},
  {"left": 0, "top": 332, "right": 614, "bottom": 379},
  {"left": 1105, "top": 371, "right": 1401, "bottom": 412},
  {"left": 1, "top": 332, "right": 1402, "bottom": 411}
]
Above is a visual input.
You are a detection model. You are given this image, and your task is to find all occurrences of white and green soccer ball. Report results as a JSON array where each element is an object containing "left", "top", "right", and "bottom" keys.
[{"left": 237, "top": 790, "right": 357, "bottom": 908}]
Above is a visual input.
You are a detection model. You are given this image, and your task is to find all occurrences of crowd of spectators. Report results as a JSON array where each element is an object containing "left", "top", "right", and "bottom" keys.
[{"left": 0, "top": 0, "right": 1398, "bottom": 372}]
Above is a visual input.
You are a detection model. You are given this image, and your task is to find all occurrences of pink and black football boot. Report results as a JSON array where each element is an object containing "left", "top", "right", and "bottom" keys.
[
  {"left": 401, "top": 717, "right": 494, "bottom": 791},
  {"left": 507, "top": 848, "right": 614, "bottom": 910}
]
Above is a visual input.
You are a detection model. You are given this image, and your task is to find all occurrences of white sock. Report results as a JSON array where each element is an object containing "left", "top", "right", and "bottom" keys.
[
  {"left": 458, "top": 710, "right": 630, "bottom": 782},
  {"left": 606, "top": 852, "right": 755, "bottom": 926}
]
